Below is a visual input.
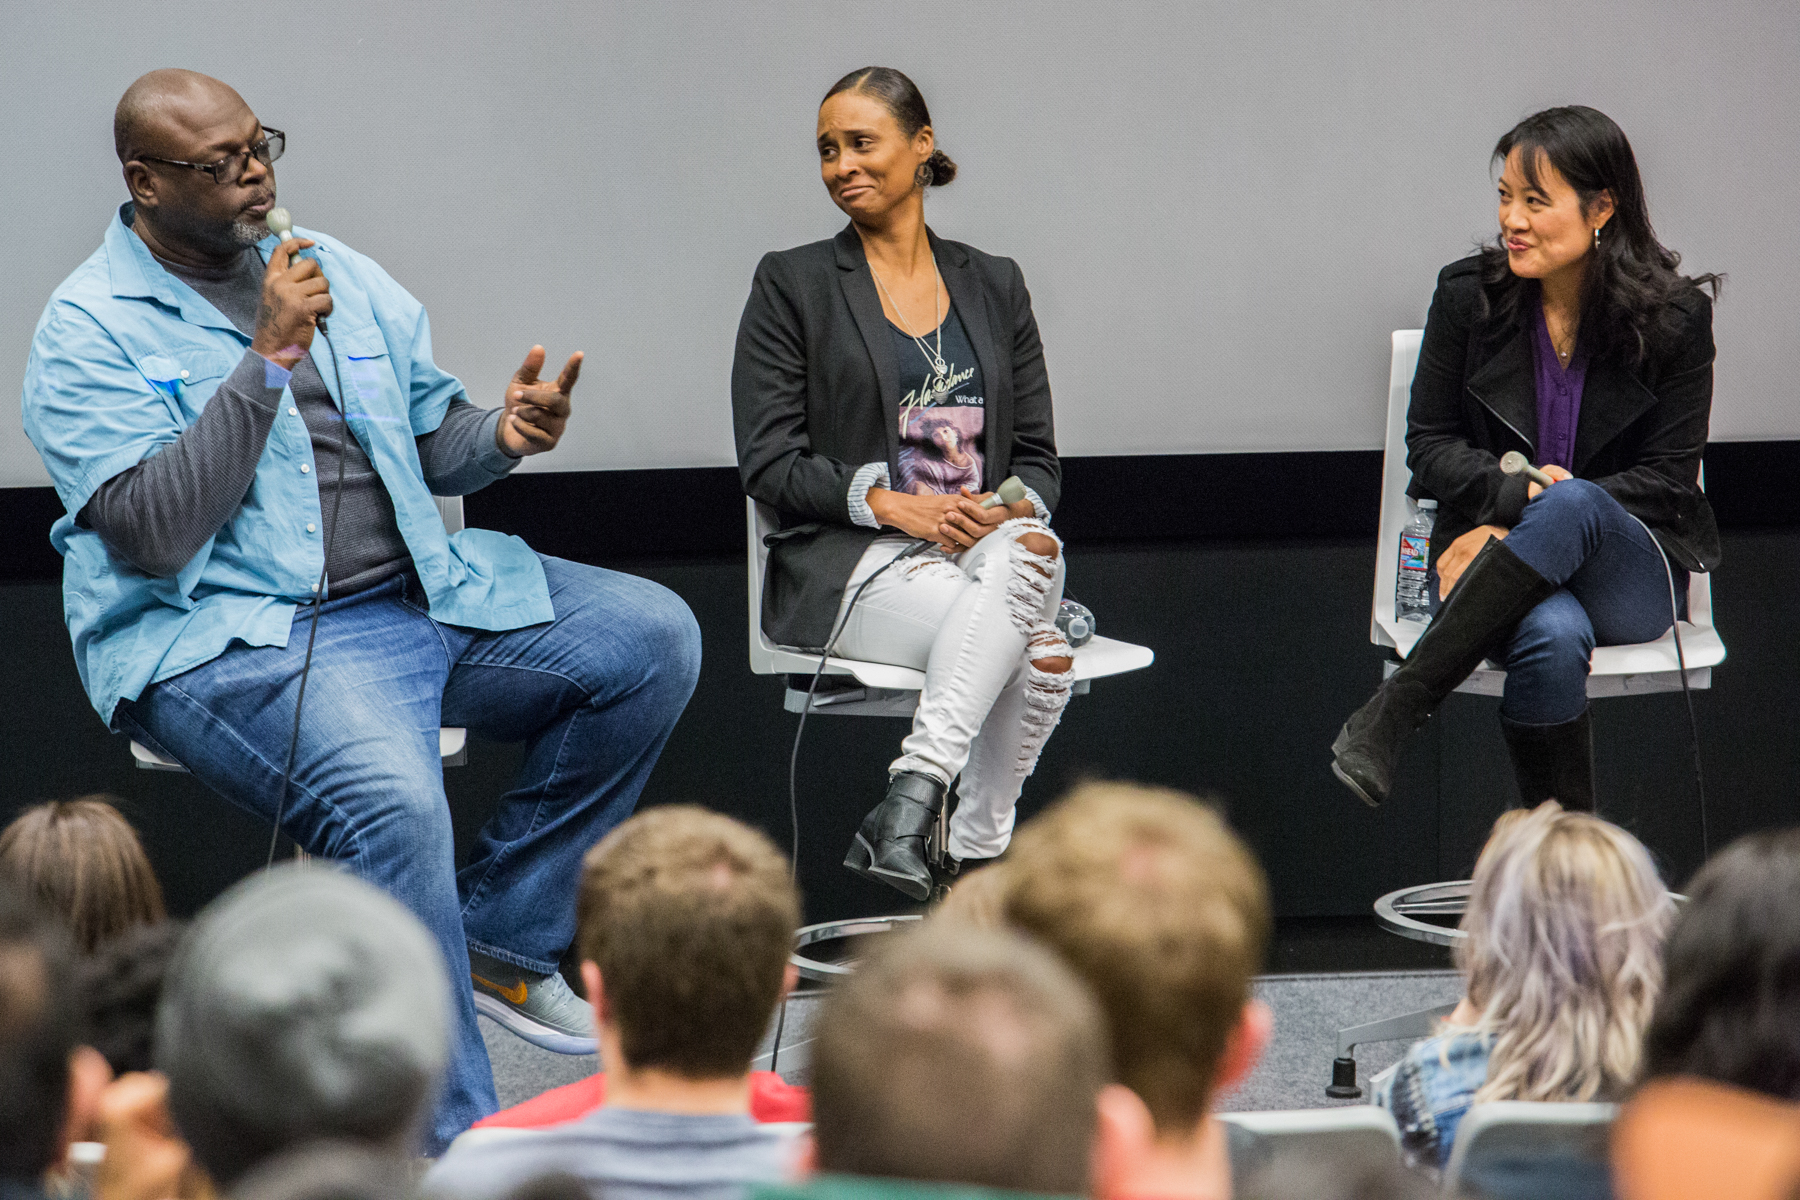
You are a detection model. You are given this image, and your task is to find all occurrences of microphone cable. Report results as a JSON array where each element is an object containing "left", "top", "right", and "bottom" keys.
[
  {"left": 785, "top": 536, "right": 933, "bottom": 882},
  {"left": 266, "top": 322, "right": 349, "bottom": 867},
  {"left": 1630, "top": 512, "right": 1710, "bottom": 859}
]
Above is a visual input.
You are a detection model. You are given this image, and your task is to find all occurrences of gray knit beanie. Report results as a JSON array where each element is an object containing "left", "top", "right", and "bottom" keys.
[{"left": 156, "top": 864, "right": 450, "bottom": 1185}]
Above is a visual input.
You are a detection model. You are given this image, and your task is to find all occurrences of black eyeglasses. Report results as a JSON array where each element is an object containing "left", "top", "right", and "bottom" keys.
[{"left": 138, "top": 129, "right": 285, "bottom": 186}]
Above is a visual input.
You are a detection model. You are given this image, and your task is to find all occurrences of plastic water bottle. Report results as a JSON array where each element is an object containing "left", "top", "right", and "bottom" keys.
[
  {"left": 1395, "top": 500, "right": 1437, "bottom": 624},
  {"left": 1056, "top": 598, "right": 1096, "bottom": 648}
]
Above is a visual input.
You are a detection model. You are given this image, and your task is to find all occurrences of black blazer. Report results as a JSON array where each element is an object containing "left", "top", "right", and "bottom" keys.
[
  {"left": 1406, "top": 256, "right": 1719, "bottom": 574},
  {"left": 732, "top": 225, "right": 1061, "bottom": 649}
]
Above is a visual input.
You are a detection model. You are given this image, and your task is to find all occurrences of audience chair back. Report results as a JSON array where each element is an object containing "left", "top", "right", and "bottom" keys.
[
  {"left": 1442, "top": 1100, "right": 1616, "bottom": 1197},
  {"left": 131, "top": 497, "right": 471, "bottom": 769},
  {"left": 1370, "top": 329, "right": 1723, "bottom": 697},
  {"left": 744, "top": 497, "right": 1154, "bottom": 718},
  {"left": 1220, "top": 1107, "right": 1401, "bottom": 1172}
]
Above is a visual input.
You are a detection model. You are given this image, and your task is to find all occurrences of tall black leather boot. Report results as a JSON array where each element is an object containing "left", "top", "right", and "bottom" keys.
[
  {"left": 1501, "top": 708, "right": 1595, "bottom": 811},
  {"left": 844, "top": 771, "right": 945, "bottom": 901},
  {"left": 1332, "top": 540, "right": 1557, "bottom": 808}
]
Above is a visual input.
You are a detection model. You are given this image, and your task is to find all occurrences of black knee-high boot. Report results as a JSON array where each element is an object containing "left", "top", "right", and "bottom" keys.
[
  {"left": 844, "top": 771, "right": 945, "bottom": 901},
  {"left": 1501, "top": 708, "right": 1595, "bottom": 810},
  {"left": 1333, "top": 540, "right": 1557, "bottom": 807}
]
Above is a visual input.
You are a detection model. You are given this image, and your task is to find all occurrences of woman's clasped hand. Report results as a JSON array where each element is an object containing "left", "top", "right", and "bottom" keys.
[
  {"left": 1434, "top": 464, "right": 1574, "bottom": 599},
  {"left": 868, "top": 486, "right": 1037, "bottom": 552}
]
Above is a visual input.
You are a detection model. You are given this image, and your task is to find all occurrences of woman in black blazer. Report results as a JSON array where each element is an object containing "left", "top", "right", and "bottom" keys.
[
  {"left": 1333, "top": 106, "right": 1719, "bottom": 812},
  {"left": 733, "top": 67, "right": 1067, "bottom": 900}
]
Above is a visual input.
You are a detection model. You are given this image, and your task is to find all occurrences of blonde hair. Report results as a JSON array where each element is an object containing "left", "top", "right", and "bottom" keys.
[
  {"left": 575, "top": 805, "right": 799, "bottom": 1079},
  {"left": 0, "top": 797, "right": 165, "bottom": 953},
  {"left": 1458, "top": 801, "right": 1672, "bottom": 1103},
  {"left": 930, "top": 862, "right": 1012, "bottom": 931},
  {"left": 1000, "top": 781, "right": 1269, "bottom": 1132}
]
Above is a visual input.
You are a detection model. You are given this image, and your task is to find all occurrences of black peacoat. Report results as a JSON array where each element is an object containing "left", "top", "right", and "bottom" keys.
[
  {"left": 732, "top": 225, "right": 1061, "bottom": 649},
  {"left": 1406, "top": 255, "right": 1719, "bottom": 574}
]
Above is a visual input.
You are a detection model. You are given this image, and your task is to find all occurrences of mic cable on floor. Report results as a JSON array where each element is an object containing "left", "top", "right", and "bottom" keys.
[{"left": 785, "top": 537, "right": 933, "bottom": 882}]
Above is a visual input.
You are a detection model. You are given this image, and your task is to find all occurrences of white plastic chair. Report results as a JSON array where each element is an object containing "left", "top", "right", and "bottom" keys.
[
  {"left": 1220, "top": 1106, "right": 1402, "bottom": 1165},
  {"left": 130, "top": 495, "right": 471, "bottom": 770},
  {"left": 1443, "top": 1101, "right": 1616, "bottom": 1196},
  {"left": 1371, "top": 329, "right": 1724, "bottom": 694},
  {"left": 746, "top": 498, "right": 1154, "bottom": 716}
]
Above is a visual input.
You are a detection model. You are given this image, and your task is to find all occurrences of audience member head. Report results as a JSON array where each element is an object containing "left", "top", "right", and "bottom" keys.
[
  {"left": 1642, "top": 828, "right": 1800, "bottom": 1099},
  {"left": 78, "top": 919, "right": 186, "bottom": 1077},
  {"left": 0, "top": 797, "right": 165, "bottom": 953},
  {"left": 929, "top": 861, "right": 1011, "bottom": 930},
  {"left": 1000, "top": 782, "right": 1273, "bottom": 1139},
  {"left": 1459, "top": 801, "right": 1671, "bottom": 1103},
  {"left": 811, "top": 924, "right": 1110, "bottom": 1194},
  {"left": 157, "top": 864, "right": 450, "bottom": 1186},
  {"left": 228, "top": 1142, "right": 415, "bottom": 1200},
  {"left": 0, "top": 878, "right": 108, "bottom": 1183},
  {"left": 575, "top": 805, "right": 800, "bottom": 1081}
]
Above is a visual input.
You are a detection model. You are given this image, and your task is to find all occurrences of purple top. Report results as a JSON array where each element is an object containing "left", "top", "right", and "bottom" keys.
[{"left": 1532, "top": 298, "right": 1587, "bottom": 471}]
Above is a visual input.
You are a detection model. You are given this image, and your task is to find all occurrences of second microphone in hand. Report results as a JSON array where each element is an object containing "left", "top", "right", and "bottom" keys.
[{"left": 1500, "top": 451, "right": 1556, "bottom": 490}]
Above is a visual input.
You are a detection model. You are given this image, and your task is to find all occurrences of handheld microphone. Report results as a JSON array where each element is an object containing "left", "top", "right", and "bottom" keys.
[
  {"left": 265, "top": 207, "right": 297, "bottom": 244},
  {"left": 1499, "top": 451, "right": 1556, "bottom": 490},
  {"left": 980, "top": 476, "right": 1031, "bottom": 510},
  {"left": 265, "top": 208, "right": 326, "bottom": 333}
]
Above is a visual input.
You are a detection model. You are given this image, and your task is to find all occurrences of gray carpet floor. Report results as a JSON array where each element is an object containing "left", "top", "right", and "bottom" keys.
[{"left": 480, "top": 968, "right": 1463, "bottom": 1114}]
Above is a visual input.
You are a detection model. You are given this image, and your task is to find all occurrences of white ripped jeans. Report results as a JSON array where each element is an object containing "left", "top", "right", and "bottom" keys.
[{"left": 832, "top": 518, "right": 1074, "bottom": 859}]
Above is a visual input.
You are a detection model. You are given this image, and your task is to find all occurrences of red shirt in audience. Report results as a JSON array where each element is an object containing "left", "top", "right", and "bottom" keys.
[{"left": 473, "top": 1072, "right": 811, "bottom": 1129}]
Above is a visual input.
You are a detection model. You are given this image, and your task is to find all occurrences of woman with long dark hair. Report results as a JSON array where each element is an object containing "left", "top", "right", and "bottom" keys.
[
  {"left": 1332, "top": 106, "right": 1721, "bottom": 810},
  {"left": 733, "top": 68, "right": 1069, "bottom": 900}
]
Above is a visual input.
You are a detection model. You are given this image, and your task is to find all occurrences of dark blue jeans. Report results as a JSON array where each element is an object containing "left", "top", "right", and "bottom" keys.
[
  {"left": 117, "top": 556, "right": 701, "bottom": 1153},
  {"left": 1483, "top": 480, "right": 1685, "bottom": 724}
]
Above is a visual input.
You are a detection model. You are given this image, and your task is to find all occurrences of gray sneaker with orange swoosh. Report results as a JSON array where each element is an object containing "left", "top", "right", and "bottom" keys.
[{"left": 468, "top": 948, "right": 596, "bottom": 1055}]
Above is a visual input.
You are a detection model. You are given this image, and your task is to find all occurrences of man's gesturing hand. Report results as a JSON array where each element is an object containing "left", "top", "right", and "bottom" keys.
[
  {"left": 498, "top": 345, "right": 580, "bottom": 457},
  {"left": 251, "top": 239, "right": 332, "bottom": 371}
]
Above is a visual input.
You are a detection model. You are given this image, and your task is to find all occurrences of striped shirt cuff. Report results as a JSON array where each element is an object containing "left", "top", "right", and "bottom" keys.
[
  {"left": 1022, "top": 485, "right": 1052, "bottom": 522},
  {"left": 848, "top": 462, "right": 891, "bottom": 528}
]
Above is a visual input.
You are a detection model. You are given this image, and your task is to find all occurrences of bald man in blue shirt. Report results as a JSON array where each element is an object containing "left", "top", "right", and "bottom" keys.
[{"left": 21, "top": 69, "right": 701, "bottom": 1152}]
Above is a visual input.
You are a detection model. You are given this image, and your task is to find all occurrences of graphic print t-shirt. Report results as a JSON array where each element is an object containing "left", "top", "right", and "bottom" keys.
[{"left": 890, "top": 305, "right": 985, "bottom": 496}]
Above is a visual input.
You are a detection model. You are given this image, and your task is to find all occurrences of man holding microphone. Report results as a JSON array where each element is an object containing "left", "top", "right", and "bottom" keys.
[{"left": 21, "top": 69, "right": 702, "bottom": 1150}]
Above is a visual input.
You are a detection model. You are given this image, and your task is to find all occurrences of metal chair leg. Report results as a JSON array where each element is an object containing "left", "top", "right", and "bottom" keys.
[{"left": 1326, "top": 1001, "right": 1458, "bottom": 1098}]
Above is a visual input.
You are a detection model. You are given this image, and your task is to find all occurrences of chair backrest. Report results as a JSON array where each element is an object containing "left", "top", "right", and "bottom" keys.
[
  {"left": 1371, "top": 331, "right": 1714, "bottom": 649},
  {"left": 1371, "top": 331, "right": 1425, "bottom": 649},
  {"left": 746, "top": 497, "right": 779, "bottom": 672},
  {"left": 1220, "top": 1106, "right": 1401, "bottom": 1168},
  {"left": 1443, "top": 1100, "right": 1617, "bottom": 1195},
  {"left": 436, "top": 495, "right": 465, "bottom": 535}
]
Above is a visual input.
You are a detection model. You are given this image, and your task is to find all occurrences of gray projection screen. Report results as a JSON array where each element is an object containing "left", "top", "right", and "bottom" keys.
[{"left": 2, "top": 1, "right": 1795, "bottom": 489}]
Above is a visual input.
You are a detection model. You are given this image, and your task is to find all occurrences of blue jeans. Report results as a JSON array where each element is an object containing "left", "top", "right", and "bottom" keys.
[
  {"left": 1485, "top": 480, "right": 1685, "bottom": 724},
  {"left": 116, "top": 556, "right": 701, "bottom": 1153}
]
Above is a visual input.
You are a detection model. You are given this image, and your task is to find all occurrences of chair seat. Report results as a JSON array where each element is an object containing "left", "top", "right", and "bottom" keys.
[
  {"left": 1382, "top": 618, "right": 1725, "bottom": 697},
  {"left": 131, "top": 727, "right": 468, "bottom": 772},
  {"left": 760, "top": 633, "right": 1155, "bottom": 693}
]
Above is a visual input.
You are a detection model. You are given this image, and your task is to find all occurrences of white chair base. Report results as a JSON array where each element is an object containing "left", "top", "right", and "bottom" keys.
[
  {"left": 747, "top": 496, "right": 1155, "bottom": 714},
  {"left": 132, "top": 726, "right": 468, "bottom": 771}
]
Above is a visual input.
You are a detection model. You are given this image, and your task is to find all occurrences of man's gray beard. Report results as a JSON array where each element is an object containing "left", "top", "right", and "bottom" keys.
[{"left": 230, "top": 217, "right": 268, "bottom": 246}]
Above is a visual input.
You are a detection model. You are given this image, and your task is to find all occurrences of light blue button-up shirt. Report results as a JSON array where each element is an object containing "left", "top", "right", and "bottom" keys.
[{"left": 22, "top": 206, "right": 553, "bottom": 725}]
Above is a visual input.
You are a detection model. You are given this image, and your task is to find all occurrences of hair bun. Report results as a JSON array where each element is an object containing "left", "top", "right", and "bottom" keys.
[{"left": 927, "top": 149, "right": 957, "bottom": 187}]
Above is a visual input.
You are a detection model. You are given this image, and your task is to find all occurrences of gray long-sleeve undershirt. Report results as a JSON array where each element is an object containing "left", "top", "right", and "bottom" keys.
[{"left": 81, "top": 249, "right": 519, "bottom": 590}]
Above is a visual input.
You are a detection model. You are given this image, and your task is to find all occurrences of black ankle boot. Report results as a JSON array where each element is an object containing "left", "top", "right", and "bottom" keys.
[
  {"left": 1333, "top": 540, "right": 1557, "bottom": 807},
  {"left": 1501, "top": 708, "right": 1595, "bottom": 810},
  {"left": 844, "top": 772, "right": 946, "bottom": 901}
]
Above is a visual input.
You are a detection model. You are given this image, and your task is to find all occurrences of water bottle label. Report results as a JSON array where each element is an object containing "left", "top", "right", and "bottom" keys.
[{"left": 1399, "top": 533, "right": 1430, "bottom": 571}]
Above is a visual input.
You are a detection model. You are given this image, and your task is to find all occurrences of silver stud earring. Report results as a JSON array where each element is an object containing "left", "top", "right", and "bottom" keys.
[{"left": 1594, "top": 227, "right": 1601, "bottom": 248}]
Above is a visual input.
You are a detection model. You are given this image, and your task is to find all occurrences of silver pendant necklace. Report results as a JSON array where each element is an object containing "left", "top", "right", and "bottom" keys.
[{"left": 869, "top": 254, "right": 948, "bottom": 392}]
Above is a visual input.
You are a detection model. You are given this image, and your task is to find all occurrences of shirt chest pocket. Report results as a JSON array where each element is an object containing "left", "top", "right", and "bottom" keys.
[
  {"left": 138, "top": 350, "right": 242, "bottom": 421},
  {"left": 326, "top": 326, "right": 405, "bottom": 419}
]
